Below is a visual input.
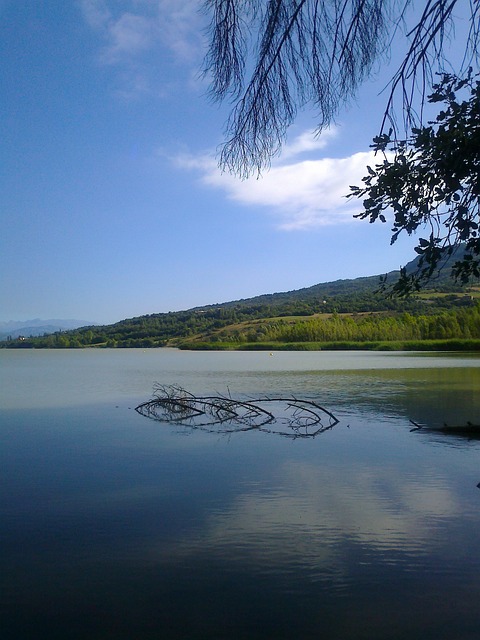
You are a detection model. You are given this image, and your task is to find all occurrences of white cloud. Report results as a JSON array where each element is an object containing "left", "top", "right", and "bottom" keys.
[
  {"left": 280, "top": 127, "right": 338, "bottom": 160},
  {"left": 175, "top": 130, "right": 385, "bottom": 230}
]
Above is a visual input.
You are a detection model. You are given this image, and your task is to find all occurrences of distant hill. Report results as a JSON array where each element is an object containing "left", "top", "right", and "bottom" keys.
[
  {"left": 0, "top": 319, "right": 94, "bottom": 340},
  {"left": 3, "top": 250, "right": 479, "bottom": 349}
]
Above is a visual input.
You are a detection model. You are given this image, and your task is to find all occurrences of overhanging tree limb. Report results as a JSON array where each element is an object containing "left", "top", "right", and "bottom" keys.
[{"left": 202, "top": 0, "right": 479, "bottom": 176}]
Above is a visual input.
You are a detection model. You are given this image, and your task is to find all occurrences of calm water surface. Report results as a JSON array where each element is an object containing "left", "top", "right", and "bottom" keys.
[{"left": 1, "top": 349, "right": 480, "bottom": 639}]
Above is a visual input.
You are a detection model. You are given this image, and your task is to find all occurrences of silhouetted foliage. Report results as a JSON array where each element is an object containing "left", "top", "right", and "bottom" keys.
[
  {"left": 350, "top": 71, "right": 480, "bottom": 293},
  {"left": 203, "top": 0, "right": 480, "bottom": 176}
]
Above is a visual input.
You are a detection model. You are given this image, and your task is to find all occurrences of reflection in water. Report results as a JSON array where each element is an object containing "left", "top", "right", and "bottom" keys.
[
  {"left": 1, "top": 350, "right": 480, "bottom": 639},
  {"left": 150, "top": 461, "right": 461, "bottom": 574},
  {"left": 118, "top": 452, "right": 480, "bottom": 639}
]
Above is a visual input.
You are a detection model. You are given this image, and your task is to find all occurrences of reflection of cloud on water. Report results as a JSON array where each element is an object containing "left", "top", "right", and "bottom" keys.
[{"left": 147, "top": 461, "right": 460, "bottom": 576}]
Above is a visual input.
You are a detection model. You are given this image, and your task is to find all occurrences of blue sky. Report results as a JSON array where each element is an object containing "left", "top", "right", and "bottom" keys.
[{"left": 1, "top": 1, "right": 451, "bottom": 324}]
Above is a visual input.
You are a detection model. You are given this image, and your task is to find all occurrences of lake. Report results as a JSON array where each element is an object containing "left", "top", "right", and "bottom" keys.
[{"left": 2, "top": 348, "right": 480, "bottom": 639}]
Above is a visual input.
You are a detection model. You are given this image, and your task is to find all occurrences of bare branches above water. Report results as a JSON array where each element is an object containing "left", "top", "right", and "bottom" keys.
[{"left": 135, "top": 384, "right": 340, "bottom": 439}]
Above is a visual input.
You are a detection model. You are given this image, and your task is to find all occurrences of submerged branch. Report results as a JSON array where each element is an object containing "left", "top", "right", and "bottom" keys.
[{"left": 135, "top": 385, "right": 340, "bottom": 438}]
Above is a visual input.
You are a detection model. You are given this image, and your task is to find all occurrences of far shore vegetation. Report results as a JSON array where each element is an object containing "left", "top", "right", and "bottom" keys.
[
  {"left": 179, "top": 339, "right": 480, "bottom": 352},
  {"left": 3, "top": 282, "right": 480, "bottom": 351}
]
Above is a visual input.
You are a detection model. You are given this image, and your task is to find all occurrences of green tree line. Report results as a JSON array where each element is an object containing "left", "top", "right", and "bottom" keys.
[{"left": 205, "top": 304, "right": 480, "bottom": 345}]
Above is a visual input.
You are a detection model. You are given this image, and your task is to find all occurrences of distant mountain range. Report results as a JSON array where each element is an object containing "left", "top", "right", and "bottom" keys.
[{"left": 0, "top": 319, "right": 94, "bottom": 340}]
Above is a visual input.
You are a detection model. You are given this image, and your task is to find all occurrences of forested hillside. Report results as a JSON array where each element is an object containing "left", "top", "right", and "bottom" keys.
[{"left": 3, "top": 255, "right": 480, "bottom": 350}]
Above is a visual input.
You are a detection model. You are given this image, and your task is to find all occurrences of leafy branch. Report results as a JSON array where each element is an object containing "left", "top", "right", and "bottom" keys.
[{"left": 349, "top": 70, "right": 480, "bottom": 294}]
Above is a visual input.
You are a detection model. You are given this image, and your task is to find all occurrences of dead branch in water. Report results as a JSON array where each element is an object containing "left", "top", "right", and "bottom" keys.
[
  {"left": 135, "top": 384, "right": 340, "bottom": 438},
  {"left": 410, "top": 418, "right": 480, "bottom": 437}
]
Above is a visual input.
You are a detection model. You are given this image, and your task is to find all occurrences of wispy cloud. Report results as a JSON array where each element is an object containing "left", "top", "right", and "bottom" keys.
[
  {"left": 79, "top": 0, "right": 204, "bottom": 96},
  {"left": 79, "top": 0, "right": 110, "bottom": 30},
  {"left": 101, "top": 12, "right": 155, "bottom": 64},
  {"left": 280, "top": 127, "right": 338, "bottom": 160},
  {"left": 175, "top": 129, "right": 383, "bottom": 229},
  {"left": 156, "top": 0, "right": 205, "bottom": 62}
]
